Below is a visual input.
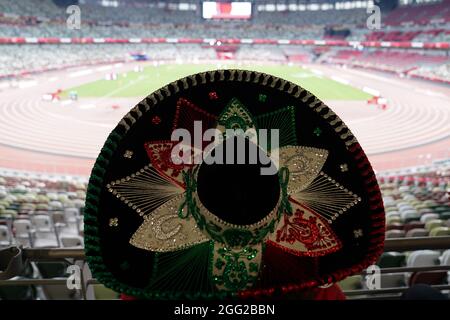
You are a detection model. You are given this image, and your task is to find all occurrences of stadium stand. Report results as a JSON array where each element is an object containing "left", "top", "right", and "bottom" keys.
[
  {"left": 1, "top": 164, "right": 449, "bottom": 299},
  {"left": 326, "top": 49, "right": 449, "bottom": 75}
]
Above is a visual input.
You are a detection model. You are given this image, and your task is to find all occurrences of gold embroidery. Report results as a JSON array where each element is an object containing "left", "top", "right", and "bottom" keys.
[
  {"left": 277, "top": 146, "right": 328, "bottom": 194},
  {"left": 130, "top": 195, "right": 208, "bottom": 252}
]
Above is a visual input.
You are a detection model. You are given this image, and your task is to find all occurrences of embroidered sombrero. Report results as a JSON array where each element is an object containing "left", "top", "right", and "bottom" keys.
[{"left": 84, "top": 70, "right": 385, "bottom": 299}]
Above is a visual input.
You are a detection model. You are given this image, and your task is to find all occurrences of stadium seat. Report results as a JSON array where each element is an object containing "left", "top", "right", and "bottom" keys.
[
  {"left": 386, "top": 222, "right": 405, "bottom": 231},
  {"left": 64, "top": 207, "right": 79, "bottom": 224},
  {"left": 440, "top": 212, "right": 450, "bottom": 220},
  {"left": 61, "top": 235, "right": 83, "bottom": 248},
  {"left": 406, "top": 250, "right": 441, "bottom": 268},
  {"left": 425, "top": 219, "right": 444, "bottom": 232},
  {"left": 386, "top": 230, "right": 406, "bottom": 238},
  {"left": 420, "top": 213, "right": 440, "bottom": 224},
  {"left": 429, "top": 226, "right": 450, "bottom": 237},
  {"left": 405, "top": 250, "right": 442, "bottom": 285},
  {"left": 378, "top": 252, "right": 406, "bottom": 268},
  {"left": 50, "top": 211, "right": 66, "bottom": 225},
  {"left": 13, "top": 219, "right": 35, "bottom": 247},
  {"left": 31, "top": 214, "right": 53, "bottom": 233},
  {"left": 404, "top": 221, "right": 425, "bottom": 233},
  {"left": 409, "top": 271, "right": 447, "bottom": 286},
  {"left": 405, "top": 228, "right": 429, "bottom": 238},
  {"left": 386, "top": 216, "right": 402, "bottom": 225}
]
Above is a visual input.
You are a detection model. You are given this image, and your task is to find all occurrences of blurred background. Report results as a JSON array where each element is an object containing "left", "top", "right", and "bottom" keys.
[{"left": 0, "top": 0, "right": 449, "bottom": 300}]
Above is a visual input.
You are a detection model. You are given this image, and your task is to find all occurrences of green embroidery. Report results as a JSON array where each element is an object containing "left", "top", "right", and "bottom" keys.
[
  {"left": 213, "top": 246, "right": 259, "bottom": 291},
  {"left": 278, "top": 166, "right": 293, "bottom": 216},
  {"left": 255, "top": 106, "right": 297, "bottom": 149},
  {"left": 218, "top": 98, "right": 256, "bottom": 132},
  {"left": 177, "top": 169, "right": 199, "bottom": 219},
  {"left": 314, "top": 127, "right": 322, "bottom": 137}
]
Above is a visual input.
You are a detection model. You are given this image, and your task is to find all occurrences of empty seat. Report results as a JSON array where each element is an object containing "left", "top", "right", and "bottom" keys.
[
  {"left": 407, "top": 250, "right": 441, "bottom": 267},
  {"left": 405, "top": 228, "right": 429, "bottom": 238},
  {"left": 405, "top": 250, "right": 441, "bottom": 285},
  {"left": 387, "top": 216, "right": 402, "bottom": 225},
  {"left": 64, "top": 208, "right": 79, "bottom": 223},
  {"left": 386, "top": 222, "right": 404, "bottom": 231},
  {"left": 386, "top": 229, "right": 405, "bottom": 238},
  {"left": 61, "top": 235, "right": 83, "bottom": 248},
  {"left": 51, "top": 211, "right": 66, "bottom": 225},
  {"left": 420, "top": 213, "right": 440, "bottom": 224},
  {"left": 31, "top": 214, "right": 53, "bottom": 233},
  {"left": 439, "top": 212, "right": 450, "bottom": 220},
  {"left": 425, "top": 219, "right": 444, "bottom": 232},
  {"left": 409, "top": 271, "right": 447, "bottom": 286},
  {"left": 429, "top": 226, "right": 450, "bottom": 237},
  {"left": 404, "top": 221, "right": 425, "bottom": 233},
  {"left": 378, "top": 252, "right": 406, "bottom": 268},
  {"left": 12, "top": 219, "right": 34, "bottom": 247}
]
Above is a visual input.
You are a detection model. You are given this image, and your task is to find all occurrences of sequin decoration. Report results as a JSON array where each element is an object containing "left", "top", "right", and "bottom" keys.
[
  {"left": 313, "top": 127, "right": 322, "bottom": 137},
  {"left": 209, "top": 91, "right": 218, "bottom": 100},
  {"left": 109, "top": 217, "right": 119, "bottom": 227},
  {"left": 130, "top": 195, "right": 209, "bottom": 252},
  {"left": 212, "top": 242, "right": 262, "bottom": 291},
  {"left": 258, "top": 94, "right": 267, "bottom": 103},
  {"left": 353, "top": 229, "right": 363, "bottom": 239},
  {"left": 123, "top": 150, "right": 133, "bottom": 159},
  {"left": 340, "top": 164, "right": 349, "bottom": 172},
  {"left": 152, "top": 116, "right": 162, "bottom": 125},
  {"left": 267, "top": 201, "right": 342, "bottom": 257},
  {"left": 290, "top": 172, "right": 361, "bottom": 223},
  {"left": 277, "top": 146, "right": 328, "bottom": 194}
]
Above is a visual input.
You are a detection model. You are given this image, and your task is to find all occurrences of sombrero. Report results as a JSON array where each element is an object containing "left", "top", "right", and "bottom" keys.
[{"left": 84, "top": 69, "right": 385, "bottom": 299}]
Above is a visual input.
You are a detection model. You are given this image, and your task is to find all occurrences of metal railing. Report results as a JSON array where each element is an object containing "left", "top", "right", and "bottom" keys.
[{"left": 1, "top": 236, "right": 450, "bottom": 300}]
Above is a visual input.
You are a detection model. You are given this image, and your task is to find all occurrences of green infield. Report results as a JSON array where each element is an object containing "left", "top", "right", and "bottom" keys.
[{"left": 62, "top": 64, "right": 371, "bottom": 101}]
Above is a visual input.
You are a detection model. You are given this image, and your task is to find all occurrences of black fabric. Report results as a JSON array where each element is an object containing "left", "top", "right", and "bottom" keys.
[{"left": 197, "top": 137, "right": 280, "bottom": 225}]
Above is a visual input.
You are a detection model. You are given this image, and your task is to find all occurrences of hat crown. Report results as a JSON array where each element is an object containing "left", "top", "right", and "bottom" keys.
[{"left": 197, "top": 136, "right": 280, "bottom": 225}]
